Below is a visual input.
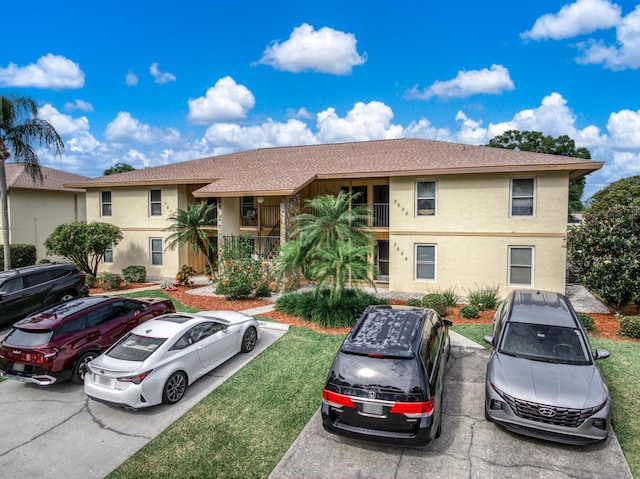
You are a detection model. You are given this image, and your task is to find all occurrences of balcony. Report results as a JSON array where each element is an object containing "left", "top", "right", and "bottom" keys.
[
  {"left": 241, "top": 204, "right": 280, "bottom": 228},
  {"left": 223, "top": 235, "right": 281, "bottom": 261}
]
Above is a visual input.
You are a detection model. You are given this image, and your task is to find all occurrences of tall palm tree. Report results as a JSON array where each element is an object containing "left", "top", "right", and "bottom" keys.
[
  {"left": 0, "top": 95, "right": 64, "bottom": 270},
  {"left": 164, "top": 201, "right": 218, "bottom": 272}
]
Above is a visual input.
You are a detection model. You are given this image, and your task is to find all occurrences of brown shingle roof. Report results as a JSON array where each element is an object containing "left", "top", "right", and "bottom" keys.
[
  {"left": 5, "top": 163, "right": 87, "bottom": 193},
  {"left": 64, "top": 138, "right": 604, "bottom": 196}
]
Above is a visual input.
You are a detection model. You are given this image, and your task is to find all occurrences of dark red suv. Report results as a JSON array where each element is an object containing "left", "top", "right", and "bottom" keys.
[{"left": 0, "top": 296, "right": 175, "bottom": 385}]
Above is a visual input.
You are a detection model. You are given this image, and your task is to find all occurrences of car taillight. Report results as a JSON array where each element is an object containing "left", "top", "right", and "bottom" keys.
[
  {"left": 390, "top": 397, "right": 435, "bottom": 417},
  {"left": 28, "top": 348, "right": 59, "bottom": 363},
  {"left": 323, "top": 389, "right": 356, "bottom": 408},
  {"left": 116, "top": 370, "right": 153, "bottom": 385}
]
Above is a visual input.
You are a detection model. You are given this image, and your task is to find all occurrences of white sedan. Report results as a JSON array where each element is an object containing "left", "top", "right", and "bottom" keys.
[{"left": 84, "top": 311, "right": 261, "bottom": 408}]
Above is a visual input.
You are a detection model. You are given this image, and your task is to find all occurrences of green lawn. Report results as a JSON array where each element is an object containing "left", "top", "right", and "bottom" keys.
[{"left": 107, "top": 294, "right": 639, "bottom": 478}]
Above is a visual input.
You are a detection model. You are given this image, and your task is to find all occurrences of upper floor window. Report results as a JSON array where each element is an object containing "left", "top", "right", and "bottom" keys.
[
  {"left": 150, "top": 189, "right": 162, "bottom": 217},
  {"left": 416, "top": 181, "right": 436, "bottom": 216},
  {"left": 509, "top": 246, "right": 533, "bottom": 286},
  {"left": 101, "top": 191, "right": 112, "bottom": 217},
  {"left": 415, "top": 244, "right": 436, "bottom": 281},
  {"left": 150, "top": 238, "right": 163, "bottom": 266},
  {"left": 511, "top": 178, "right": 535, "bottom": 216}
]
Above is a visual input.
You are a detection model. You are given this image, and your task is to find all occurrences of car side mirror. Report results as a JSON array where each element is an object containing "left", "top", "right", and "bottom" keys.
[
  {"left": 443, "top": 319, "right": 453, "bottom": 327},
  {"left": 594, "top": 349, "right": 610, "bottom": 360},
  {"left": 483, "top": 335, "right": 494, "bottom": 346}
]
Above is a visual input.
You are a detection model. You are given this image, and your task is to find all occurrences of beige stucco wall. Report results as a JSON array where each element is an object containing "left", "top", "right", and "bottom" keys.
[
  {"left": 86, "top": 185, "right": 188, "bottom": 280},
  {"left": 387, "top": 172, "right": 569, "bottom": 298},
  {"left": 8, "top": 189, "right": 86, "bottom": 261}
]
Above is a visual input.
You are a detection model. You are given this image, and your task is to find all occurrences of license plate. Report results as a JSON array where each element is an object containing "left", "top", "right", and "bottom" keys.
[
  {"left": 12, "top": 363, "right": 25, "bottom": 372},
  {"left": 362, "top": 402, "right": 383, "bottom": 415},
  {"left": 97, "top": 375, "right": 113, "bottom": 387}
]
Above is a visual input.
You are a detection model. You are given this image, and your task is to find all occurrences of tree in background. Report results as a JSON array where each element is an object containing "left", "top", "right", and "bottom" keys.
[
  {"left": 45, "top": 222, "right": 123, "bottom": 277},
  {"left": 275, "top": 191, "right": 377, "bottom": 305},
  {"left": 585, "top": 175, "right": 640, "bottom": 215},
  {"left": 103, "top": 163, "right": 135, "bottom": 175},
  {"left": 0, "top": 95, "right": 64, "bottom": 270},
  {"left": 164, "top": 202, "right": 217, "bottom": 273},
  {"left": 567, "top": 204, "right": 640, "bottom": 313},
  {"left": 487, "top": 130, "right": 590, "bottom": 220}
]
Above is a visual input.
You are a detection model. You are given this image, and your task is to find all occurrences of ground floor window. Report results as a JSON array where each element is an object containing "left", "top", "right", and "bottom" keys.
[
  {"left": 415, "top": 244, "right": 436, "bottom": 280},
  {"left": 150, "top": 238, "right": 163, "bottom": 266},
  {"left": 509, "top": 246, "right": 533, "bottom": 286},
  {"left": 103, "top": 245, "right": 114, "bottom": 264}
]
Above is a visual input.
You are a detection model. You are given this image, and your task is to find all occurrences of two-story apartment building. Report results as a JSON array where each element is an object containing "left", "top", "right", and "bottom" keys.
[
  {"left": 2, "top": 163, "right": 87, "bottom": 261},
  {"left": 66, "top": 138, "right": 603, "bottom": 296}
]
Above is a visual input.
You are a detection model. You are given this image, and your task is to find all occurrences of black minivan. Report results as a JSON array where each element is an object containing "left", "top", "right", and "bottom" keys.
[{"left": 322, "top": 305, "right": 451, "bottom": 446}]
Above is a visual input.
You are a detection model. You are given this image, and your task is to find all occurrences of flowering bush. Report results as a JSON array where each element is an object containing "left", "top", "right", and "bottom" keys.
[
  {"left": 215, "top": 236, "right": 271, "bottom": 300},
  {"left": 161, "top": 279, "right": 179, "bottom": 291},
  {"left": 175, "top": 265, "right": 196, "bottom": 286}
]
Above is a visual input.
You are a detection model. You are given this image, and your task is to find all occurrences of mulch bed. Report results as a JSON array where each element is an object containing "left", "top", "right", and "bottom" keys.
[{"left": 96, "top": 283, "right": 639, "bottom": 343}]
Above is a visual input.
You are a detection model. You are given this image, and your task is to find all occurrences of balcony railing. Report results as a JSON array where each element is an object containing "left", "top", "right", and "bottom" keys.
[
  {"left": 305, "top": 203, "right": 389, "bottom": 228},
  {"left": 222, "top": 235, "right": 281, "bottom": 261}
]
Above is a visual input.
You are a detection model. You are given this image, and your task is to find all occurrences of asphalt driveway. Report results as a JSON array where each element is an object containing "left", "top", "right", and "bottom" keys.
[
  {"left": 269, "top": 333, "right": 633, "bottom": 479},
  {"left": 0, "top": 321, "right": 288, "bottom": 479}
]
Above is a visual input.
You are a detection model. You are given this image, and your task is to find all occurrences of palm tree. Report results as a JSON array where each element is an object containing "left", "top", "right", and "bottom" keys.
[
  {"left": 279, "top": 190, "right": 376, "bottom": 299},
  {"left": 0, "top": 95, "right": 64, "bottom": 270},
  {"left": 164, "top": 201, "right": 218, "bottom": 273}
]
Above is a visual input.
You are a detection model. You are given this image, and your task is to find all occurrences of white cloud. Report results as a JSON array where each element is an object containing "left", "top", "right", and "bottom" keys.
[
  {"left": 287, "top": 107, "right": 314, "bottom": 120},
  {"left": 0, "top": 54, "right": 84, "bottom": 89},
  {"left": 188, "top": 76, "right": 255, "bottom": 124},
  {"left": 255, "top": 23, "right": 366, "bottom": 75},
  {"left": 150, "top": 63, "right": 176, "bottom": 84},
  {"left": 64, "top": 99, "right": 94, "bottom": 112},
  {"left": 204, "top": 118, "right": 317, "bottom": 150},
  {"left": 38, "top": 104, "right": 91, "bottom": 136},
  {"left": 576, "top": 5, "right": 640, "bottom": 70},
  {"left": 316, "top": 101, "right": 404, "bottom": 143},
  {"left": 407, "top": 65, "right": 515, "bottom": 100},
  {"left": 521, "top": 0, "right": 621, "bottom": 40},
  {"left": 104, "top": 112, "right": 180, "bottom": 144},
  {"left": 607, "top": 109, "right": 640, "bottom": 147},
  {"left": 125, "top": 72, "right": 139, "bottom": 86}
]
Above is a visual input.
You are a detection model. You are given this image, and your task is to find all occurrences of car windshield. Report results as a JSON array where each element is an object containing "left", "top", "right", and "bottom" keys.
[
  {"left": 499, "top": 322, "right": 591, "bottom": 364},
  {"left": 107, "top": 333, "right": 167, "bottom": 361},
  {"left": 3, "top": 329, "right": 54, "bottom": 347}
]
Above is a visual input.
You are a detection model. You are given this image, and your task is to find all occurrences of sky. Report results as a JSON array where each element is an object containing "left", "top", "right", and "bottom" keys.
[{"left": 2, "top": 0, "right": 640, "bottom": 200}]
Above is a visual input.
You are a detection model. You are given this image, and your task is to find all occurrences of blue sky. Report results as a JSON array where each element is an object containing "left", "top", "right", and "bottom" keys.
[{"left": 2, "top": 0, "right": 639, "bottom": 200}]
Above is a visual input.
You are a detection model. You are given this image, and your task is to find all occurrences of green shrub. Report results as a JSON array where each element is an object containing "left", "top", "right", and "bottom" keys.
[
  {"left": 434, "top": 287, "right": 458, "bottom": 307},
  {"left": 123, "top": 265, "right": 146, "bottom": 283},
  {"left": 577, "top": 313, "right": 595, "bottom": 331},
  {"left": 460, "top": 305, "right": 480, "bottom": 319},
  {"left": 275, "top": 288, "right": 389, "bottom": 329},
  {"left": 176, "top": 265, "right": 196, "bottom": 286},
  {"left": 254, "top": 282, "right": 271, "bottom": 298},
  {"left": 97, "top": 272, "right": 122, "bottom": 290},
  {"left": 467, "top": 284, "right": 501, "bottom": 310},
  {"left": 0, "top": 244, "right": 37, "bottom": 269},
  {"left": 216, "top": 236, "right": 269, "bottom": 300},
  {"left": 421, "top": 293, "right": 449, "bottom": 316},
  {"left": 407, "top": 298, "right": 422, "bottom": 307},
  {"left": 85, "top": 273, "right": 96, "bottom": 288},
  {"left": 620, "top": 315, "right": 640, "bottom": 339}
]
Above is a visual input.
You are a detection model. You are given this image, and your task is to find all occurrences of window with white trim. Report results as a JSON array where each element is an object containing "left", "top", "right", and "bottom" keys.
[
  {"left": 510, "top": 178, "right": 535, "bottom": 216},
  {"left": 150, "top": 189, "right": 162, "bottom": 217},
  {"left": 103, "top": 245, "right": 114, "bottom": 264},
  {"left": 150, "top": 238, "right": 163, "bottom": 266},
  {"left": 101, "top": 191, "right": 112, "bottom": 217},
  {"left": 416, "top": 181, "right": 436, "bottom": 216},
  {"left": 415, "top": 244, "right": 436, "bottom": 280},
  {"left": 509, "top": 246, "right": 533, "bottom": 286}
]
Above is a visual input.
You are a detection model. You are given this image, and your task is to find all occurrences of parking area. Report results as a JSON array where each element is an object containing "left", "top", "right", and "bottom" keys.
[
  {"left": 0, "top": 322, "right": 287, "bottom": 479},
  {"left": 269, "top": 333, "right": 633, "bottom": 479}
]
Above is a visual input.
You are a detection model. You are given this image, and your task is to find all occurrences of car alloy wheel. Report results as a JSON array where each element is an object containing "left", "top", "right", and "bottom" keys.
[
  {"left": 241, "top": 327, "right": 257, "bottom": 353},
  {"left": 162, "top": 371, "right": 187, "bottom": 404},
  {"left": 72, "top": 351, "right": 97, "bottom": 384}
]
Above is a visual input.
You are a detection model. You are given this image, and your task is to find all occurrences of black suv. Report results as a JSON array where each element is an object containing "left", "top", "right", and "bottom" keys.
[
  {"left": 0, "top": 264, "right": 89, "bottom": 326},
  {"left": 322, "top": 305, "right": 452, "bottom": 447}
]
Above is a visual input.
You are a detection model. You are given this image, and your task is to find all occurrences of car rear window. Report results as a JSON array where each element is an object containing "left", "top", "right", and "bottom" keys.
[
  {"left": 3, "top": 329, "right": 54, "bottom": 347},
  {"left": 107, "top": 333, "right": 166, "bottom": 361},
  {"left": 327, "top": 352, "right": 425, "bottom": 401}
]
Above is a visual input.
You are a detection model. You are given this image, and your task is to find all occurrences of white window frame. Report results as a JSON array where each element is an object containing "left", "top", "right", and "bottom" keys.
[
  {"left": 150, "top": 238, "right": 163, "bottom": 266},
  {"left": 416, "top": 181, "right": 437, "bottom": 216},
  {"left": 508, "top": 246, "right": 534, "bottom": 286},
  {"left": 510, "top": 178, "right": 535, "bottom": 217},
  {"left": 103, "top": 245, "right": 114, "bottom": 264},
  {"left": 415, "top": 244, "right": 436, "bottom": 281},
  {"left": 100, "top": 191, "right": 112, "bottom": 217},
  {"left": 149, "top": 189, "right": 162, "bottom": 217}
]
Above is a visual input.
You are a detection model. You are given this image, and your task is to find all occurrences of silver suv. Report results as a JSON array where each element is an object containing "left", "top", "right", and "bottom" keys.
[{"left": 0, "top": 264, "right": 89, "bottom": 326}]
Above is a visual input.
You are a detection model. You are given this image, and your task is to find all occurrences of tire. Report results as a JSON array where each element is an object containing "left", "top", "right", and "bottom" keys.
[
  {"left": 58, "top": 291, "right": 77, "bottom": 302},
  {"left": 162, "top": 371, "right": 187, "bottom": 405},
  {"left": 72, "top": 351, "right": 97, "bottom": 384},
  {"left": 241, "top": 327, "right": 257, "bottom": 353}
]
